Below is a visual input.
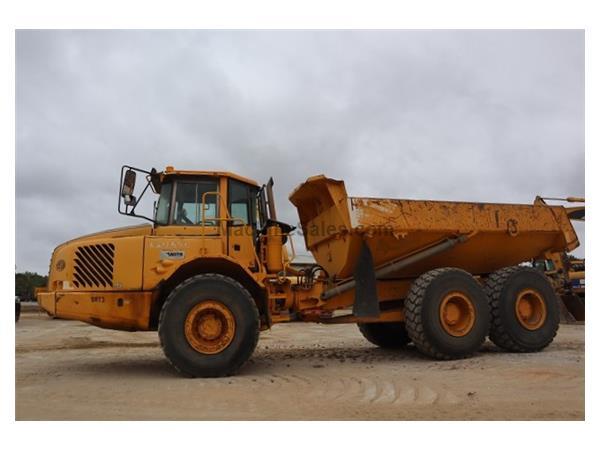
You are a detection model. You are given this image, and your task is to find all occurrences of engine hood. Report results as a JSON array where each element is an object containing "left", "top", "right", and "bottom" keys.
[
  {"left": 55, "top": 224, "right": 153, "bottom": 250},
  {"left": 47, "top": 224, "right": 152, "bottom": 292}
]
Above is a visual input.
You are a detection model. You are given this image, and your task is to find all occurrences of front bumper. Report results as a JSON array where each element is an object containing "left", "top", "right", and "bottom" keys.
[
  {"left": 37, "top": 291, "right": 56, "bottom": 316},
  {"left": 36, "top": 290, "right": 154, "bottom": 331}
]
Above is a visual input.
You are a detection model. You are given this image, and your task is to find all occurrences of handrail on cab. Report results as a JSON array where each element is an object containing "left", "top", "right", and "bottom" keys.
[{"left": 199, "top": 191, "right": 262, "bottom": 269}]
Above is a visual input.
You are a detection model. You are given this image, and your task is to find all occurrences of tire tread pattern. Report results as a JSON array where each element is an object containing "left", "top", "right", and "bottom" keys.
[
  {"left": 484, "top": 266, "right": 558, "bottom": 352},
  {"left": 405, "top": 267, "right": 484, "bottom": 360}
]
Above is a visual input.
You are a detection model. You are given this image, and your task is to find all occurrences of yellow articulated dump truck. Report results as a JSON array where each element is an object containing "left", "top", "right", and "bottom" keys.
[{"left": 37, "top": 166, "right": 580, "bottom": 377}]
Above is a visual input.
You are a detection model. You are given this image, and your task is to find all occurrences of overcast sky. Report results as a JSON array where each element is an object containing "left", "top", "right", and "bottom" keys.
[{"left": 16, "top": 30, "right": 584, "bottom": 273}]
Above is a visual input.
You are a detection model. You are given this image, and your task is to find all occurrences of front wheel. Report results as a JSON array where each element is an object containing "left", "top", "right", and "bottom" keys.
[{"left": 158, "top": 274, "right": 260, "bottom": 377}]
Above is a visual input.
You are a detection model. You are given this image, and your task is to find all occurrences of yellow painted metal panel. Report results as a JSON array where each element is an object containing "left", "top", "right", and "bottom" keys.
[
  {"left": 37, "top": 292, "right": 56, "bottom": 315},
  {"left": 113, "top": 236, "right": 145, "bottom": 289},
  {"left": 228, "top": 225, "right": 258, "bottom": 270},
  {"left": 54, "top": 291, "right": 153, "bottom": 330},
  {"left": 46, "top": 233, "right": 145, "bottom": 291},
  {"left": 142, "top": 235, "right": 224, "bottom": 290}
]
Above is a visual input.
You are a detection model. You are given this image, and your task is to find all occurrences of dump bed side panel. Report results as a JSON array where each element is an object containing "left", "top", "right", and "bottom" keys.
[
  {"left": 290, "top": 176, "right": 579, "bottom": 279},
  {"left": 349, "top": 197, "right": 571, "bottom": 235}
]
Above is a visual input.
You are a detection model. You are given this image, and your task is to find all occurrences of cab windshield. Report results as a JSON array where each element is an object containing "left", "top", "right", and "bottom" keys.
[{"left": 154, "top": 178, "right": 219, "bottom": 225}]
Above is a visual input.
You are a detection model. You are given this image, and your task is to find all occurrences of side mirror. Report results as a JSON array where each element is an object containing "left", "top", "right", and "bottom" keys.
[
  {"left": 118, "top": 165, "right": 160, "bottom": 223},
  {"left": 121, "top": 169, "right": 137, "bottom": 206}
]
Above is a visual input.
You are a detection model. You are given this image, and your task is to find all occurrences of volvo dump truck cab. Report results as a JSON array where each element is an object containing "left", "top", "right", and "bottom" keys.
[
  {"left": 38, "top": 165, "right": 580, "bottom": 377},
  {"left": 38, "top": 165, "right": 304, "bottom": 376}
]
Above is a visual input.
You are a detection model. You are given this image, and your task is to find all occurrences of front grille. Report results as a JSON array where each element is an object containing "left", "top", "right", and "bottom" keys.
[{"left": 73, "top": 243, "right": 115, "bottom": 288}]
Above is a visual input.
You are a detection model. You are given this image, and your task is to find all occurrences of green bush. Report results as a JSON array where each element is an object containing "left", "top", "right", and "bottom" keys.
[{"left": 15, "top": 272, "right": 48, "bottom": 301}]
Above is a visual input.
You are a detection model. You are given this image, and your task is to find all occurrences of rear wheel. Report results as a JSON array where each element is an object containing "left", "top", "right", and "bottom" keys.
[
  {"left": 405, "top": 268, "right": 490, "bottom": 360},
  {"left": 357, "top": 322, "right": 411, "bottom": 348},
  {"left": 158, "top": 274, "right": 260, "bottom": 377},
  {"left": 485, "top": 266, "right": 559, "bottom": 352}
]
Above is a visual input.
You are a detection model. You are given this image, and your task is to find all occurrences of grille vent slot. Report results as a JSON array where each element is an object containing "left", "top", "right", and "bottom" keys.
[{"left": 73, "top": 243, "right": 115, "bottom": 288}]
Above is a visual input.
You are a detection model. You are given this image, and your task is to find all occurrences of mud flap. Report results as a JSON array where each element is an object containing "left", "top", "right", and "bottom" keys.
[
  {"left": 561, "top": 293, "right": 585, "bottom": 322},
  {"left": 353, "top": 241, "right": 380, "bottom": 318}
]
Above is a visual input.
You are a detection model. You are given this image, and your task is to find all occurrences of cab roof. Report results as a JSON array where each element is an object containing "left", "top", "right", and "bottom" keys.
[{"left": 160, "top": 166, "right": 259, "bottom": 187}]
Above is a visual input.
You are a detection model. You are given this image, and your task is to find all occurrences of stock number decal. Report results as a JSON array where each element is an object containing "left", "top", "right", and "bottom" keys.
[{"left": 160, "top": 250, "right": 185, "bottom": 260}]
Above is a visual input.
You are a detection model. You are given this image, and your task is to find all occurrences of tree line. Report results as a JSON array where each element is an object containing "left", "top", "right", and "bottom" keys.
[{"left": 15, "top": 272, "right": 48, "bottom": 301}]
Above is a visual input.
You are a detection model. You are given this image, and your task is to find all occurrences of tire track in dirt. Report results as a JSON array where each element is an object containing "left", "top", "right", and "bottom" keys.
[
  {"left": 16, "top": 337, "right": 159, "bottom": 353},
  {"left": 314, "top": 376, "right": 460, "bottom": 405},
  {"left": 200, "top": 371, "right": 461, "bottom": 406},
  {"left": 17, "top": 337, "right": 462, "bottom": 407}
]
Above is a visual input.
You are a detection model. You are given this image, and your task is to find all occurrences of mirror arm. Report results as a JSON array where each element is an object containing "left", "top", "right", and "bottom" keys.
[
  {"left": 118, "top": 165, "right": 159, "bottom": 225},
  {"left": 129, "top": 180, "right": 152, "bottom": 214}
]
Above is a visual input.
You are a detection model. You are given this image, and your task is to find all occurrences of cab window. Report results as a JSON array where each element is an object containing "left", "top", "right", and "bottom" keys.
[
  {"left": 155, "top": 181, "right": 173, "bottom": 225},
  {"left": 228, "top": 179, "right": 258, "bottom": 227},
  {"left": 173, "top": 179, "right": 219, "bottom": 225}
]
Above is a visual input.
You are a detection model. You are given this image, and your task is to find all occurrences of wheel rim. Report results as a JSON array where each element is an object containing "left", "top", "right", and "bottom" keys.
[
  {"left": 184, "top": 300, "right": 236, "bottom": 354},
  {"left": 439, "top": 291, "right": 476, "bottom": 337},
  {"left": 514, "top": 289, "right": 547, "bottom": 330}
]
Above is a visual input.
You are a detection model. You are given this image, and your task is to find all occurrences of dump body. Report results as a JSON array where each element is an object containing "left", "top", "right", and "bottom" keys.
[{"left": 290, "top": 175, "right": 579, "bottom": 280}]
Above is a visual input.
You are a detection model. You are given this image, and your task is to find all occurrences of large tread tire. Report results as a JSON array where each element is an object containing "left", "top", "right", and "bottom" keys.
[
  {"left": 158, "top": 273, "right": 260, "bottom": 377},
  {"left": 405, "top": 268, "right": 490, "bottom": 360},
  {"left": 357, "top": 322, "right": 411, "bottom": 349},
  {"left": 485, "top": 266, "right": 559, "bottom": 352}
]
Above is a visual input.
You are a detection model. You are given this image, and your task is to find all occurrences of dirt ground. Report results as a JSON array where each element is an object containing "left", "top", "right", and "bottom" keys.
[{"left": 15, "top": 308, "right": 584, "bottom": 420}]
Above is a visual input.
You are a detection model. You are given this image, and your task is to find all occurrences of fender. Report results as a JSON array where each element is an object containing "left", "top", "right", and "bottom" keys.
[{"left": 149, "top": 256, "right": 269, "bottom": 330}]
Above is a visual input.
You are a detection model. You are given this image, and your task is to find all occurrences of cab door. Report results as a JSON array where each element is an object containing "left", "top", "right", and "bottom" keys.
[
  {"left": 144, "top": 177, "right": 223, "bottom": 290},
  {"left": 227, "top": 179, "right": 259, "bottom": 270}
]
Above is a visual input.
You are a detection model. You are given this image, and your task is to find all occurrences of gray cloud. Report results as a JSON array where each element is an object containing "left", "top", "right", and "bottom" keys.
[{"left": 16, "top": 30, "right": 584, "bottom": 273}]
